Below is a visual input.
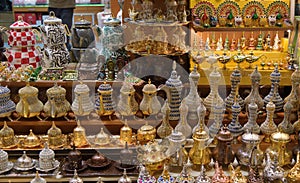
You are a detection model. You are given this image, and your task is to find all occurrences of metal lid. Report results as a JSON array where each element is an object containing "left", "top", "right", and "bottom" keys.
[
  {"left": 193, "top": 127, "right": 209, "bottom": 141},
  {"left": 250, "top": 66, "right": 261, "bottom": 82},
  {"left": 242, "top": 132, "right": 260, "bottom": 144},
  {"left": 142, "top": 79, "right": 157, "bottom": 94},
  {"left": 266, "top": 101, "right": 276, "bottom": 112},
  {"left": 270, "top": 131, "right": 290, "bottom": 143},
  {"left": 166, "top": 61, "right": 182, "bottom": 88},
  {"left": 30, "top": 171, "right": 47, "bottom": 183},
  {"left": 23, "top": 129, "right": 40, "bottom": 147},
  {"left": 216, "top": 126, "right": 233, "bottom": 142},
  {"left": 46, "top": 83, "right": 66, "bottom": 96},
  {"left": 118, "top": 169, "right": 132, "bottom": 183},
  {"left": 98, "top": 82, "right": 113, "bottom": 92},
  {"left": 69, "top": 169, "right": 83, "bottom": 183},
  {"left": 75, "top": 17, "right": 92, "bottom": 27},
  {"left": 0, "top": 86, "right": 10, "bottom": 95},
  {"left": 139, "top": 123, "right": 155, "bottom": 132},
  {"left": 19, "top": 83, "right": 39, "bottom": 95},
  {"left": 10, "top": 16, "right": 31, "bottom": 29},
  {"left": 16, "top": 151, "right": 33, "bottom": 168},
  {"left": 196, "top": 165, "right": 211, "bottom": 183},
  {"left": 39, "top": 142, "right": 55, "bottom": 159},
  {"left": 47, "top": 121, "right": 62, "bottom": 138},
  {"left": 44, "top": 11, "right": 62, "bottom": 24},
  {"left": 0, "top": 121, "right": 14, "bottom": 138}
]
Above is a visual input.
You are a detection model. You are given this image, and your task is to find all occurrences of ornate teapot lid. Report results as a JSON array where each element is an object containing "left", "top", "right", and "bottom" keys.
[
  {"left": 19, "top": 83, "right": 39, "bottom": 95},
  {"left": 0, "top": 85, "right": 10, "bottom": 95},
  {"left": 118, "top": 169, "right": 132, "bottom": 183},
  {"left": 47, "top": 121, "right": 62, "bottom": 138},
  {"left": 39, "top": 142, "right": 55, "bottom": 160},
  {"left": 23, "top": 129, "right": 40, "bottom": 147},
  {"left": 75, "top": 17, "right": 92, "bottom": 27},
  {"left": 193, "top": 123, "right": 209, "bottom": 141},
  {"left": 95, "top": 128, "right": 110, "bottom": 146},
  {"left": 0, "top": 149, "right": 8, "bottom": 160},
  {"left": 30, "top": 171, "right": 47, "bottom": 183},
  {"left": 98, "top": 82, "right": 113, "bottom": 92},
  {"left": 74, "top": 82, "right": 90, "bottom": 94},
  {"left": 241, "top": 131, "right": 260, "bottom": 144},
  {"left": 291, "top": 68, "right": 300, "bottom": 82},
  {"left": 69, "top": 169, "right": 83, "bottom": 183},
  {"left": 0, "top": 121, "right": 14, "bottom": 139},
  {"left": 104, "top": 17, "right": 121, "bottom": 26},
  {"left": 230, "top": 67, "right": 241, "bottom": 83},
  {"left": 250, "top": 66, "right": 261, "bottom": 82},
  {"left": 138, "top": 122, "right": 156, "bottom": 134},
  {"left": 142, "top": 79, "right": 157, "bottom": 94},
  {"left": 44, "top": 11, "right": 62, "bottom": 24},
  {"left": 270, "top": 65, "right": 281, "bottom": 83},
  {"left": 166, "top": 61, "right": 182, "bottom": 88},
  {"left": 121, "top": 120, "right": 132, "bottom": 133},
  {"left": 46, "top": 83, "right": 66, "bottom": 96},
  {"left": 68, "top": 146, "right": 82, "bottom": 161},
  {"left": 90, "top": 152, "right": 108, "bottom": 165},
  {"left": 216, "top": 126, "right": 233, "bottom": 142},
  {"left": 16, "top": 151, "right": 34, "bottom": 168},
  {"left": 10, "top": 16, "right": 31, "bottom": 29},
  {"left": 270, "top": 131, "right": 290, "bottom": 143},
  {"left": 168, "top": 130, "right": 186, "bottom": 144}
]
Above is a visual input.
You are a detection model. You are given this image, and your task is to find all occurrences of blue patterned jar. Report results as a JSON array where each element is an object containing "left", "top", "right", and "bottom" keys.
[{"left": 0, "top": 86, "right": 15, "bottom": 118}]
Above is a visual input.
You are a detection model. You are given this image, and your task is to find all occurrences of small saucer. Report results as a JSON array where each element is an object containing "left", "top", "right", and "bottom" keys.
[
  {"left": 63, "top": 161, "right": 87, "bottom": 172},
  {"left": 14, "top": 159, "right": 37, "bottom": 171},
  {"left": 114, "top": 161, "right": 136, "bottom": 171},
  {"left": 35, "top": 160, "right": 60, "bottom": 172},
  {"left": 86, "top": 159, "right": 111, "bottom": 169},
  {"left": 0, "top": 138, "right": 19, "bottom": 149},
  {"left": 0, "top": 162, "right": 14, "bottom": 174}
]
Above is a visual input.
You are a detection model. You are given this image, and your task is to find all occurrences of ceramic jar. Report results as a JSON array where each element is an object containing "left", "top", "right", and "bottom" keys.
[
  {"left": 16, "top": 83, "right": 43, "bottom": 119},
  {"left": 44, "top": 83, "right": 70, "bottom": 119},
  {"left": 236, "top": 132, "right": 263, "bottom": 167},
  {"left": 95, "top": 82, "right": 115, "bottom": 118},
  {"left": 71, "top": 83, "right": 94, "bottom": 117},
  {"left": 265, "top": 131, "right": 292, "bottom": 167},
  {"left": 0, "top": 86, "right": 15, "bottom": 120},
  {"left": 139, "top": 79, "right": 161, "bottom": 116},
  {"left": 212, "top": 126, "right": 235, "bottom": 167},
  {"left": 72, "top": 18, "right": 96, "bottom": 48},
  {"left": 5, "top": 16, "right": 40, "bottom": 69}
]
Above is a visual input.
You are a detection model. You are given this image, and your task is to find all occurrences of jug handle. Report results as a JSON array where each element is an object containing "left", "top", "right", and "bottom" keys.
[
  {"left": 63, "top": 24, "right": 71, "bottom": 36},
  {"left": 32, "top": 29, "right": 42, "bottom": 42},
  {"left": 21, "top": 94, "right": 30, "bottom": 118}
]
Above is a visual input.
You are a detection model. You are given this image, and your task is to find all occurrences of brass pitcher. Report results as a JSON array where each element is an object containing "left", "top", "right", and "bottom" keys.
[
  {"left": 212, "top": 126, "right": 235, "bottom": 167},
  {"left": 265, "top": 131, "right": 292, "bottom": 167}
]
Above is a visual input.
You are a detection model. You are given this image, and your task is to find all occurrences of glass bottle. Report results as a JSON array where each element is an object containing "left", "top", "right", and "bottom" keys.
[
  {"left": 157, "top": 100, "right": 173, "bottom": 139},
  {"left": 243, "top": 98, "right": 260, "bottom": 134},
  {"left": 260, "top": 100, "right": 277, "bottom": 143},
  {"left": 278, "top": 100, "right": 294, "bottom": 135},
  {"left": 175, "top": 100, "right": 192, "bottom": 138}
]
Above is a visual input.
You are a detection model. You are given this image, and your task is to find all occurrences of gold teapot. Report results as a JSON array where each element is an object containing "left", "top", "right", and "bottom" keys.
[
  {"left": 16, "top": 83, "right": 43, "bottom": 120},
  {"left": 0, "top": 121, "right": 18, "bottom": 148},
  {"left": 47, "top": 121, "right": 64, "bottom": 148},
  {"left": 137, "top": 122, "right": 156, "bottom": 145},
  {"left": 189, "top": 121, "right": 211, "bottom": 170},
  {"left": 22, "top": 129, "right": 41, "bottom": 148},
  {"left": 265, "top": 131, "right": 292, "bottom": 167},
  {"left": 139, "top": 79, "right": 161, "bottom": 116},
  {"left": 44, "top": 83, "right": 70, "bottom": 120}
]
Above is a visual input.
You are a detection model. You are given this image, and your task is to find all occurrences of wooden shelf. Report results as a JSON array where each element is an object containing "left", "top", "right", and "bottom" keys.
[{"left": 192, "top": 25, "right": 294, "bottom": 32}]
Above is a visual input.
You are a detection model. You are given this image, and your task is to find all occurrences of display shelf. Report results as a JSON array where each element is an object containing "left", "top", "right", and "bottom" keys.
[{"left": 192, "top": 25, "right": 295, "bottom": 32}]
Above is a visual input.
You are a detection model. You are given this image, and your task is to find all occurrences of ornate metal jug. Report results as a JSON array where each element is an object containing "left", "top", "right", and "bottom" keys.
[
  {"left": 139, "top": 79, "right": 161, "bottom": 116},
  {"left": 117, "top": 80, "right": 138, "bottom": 117}
]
